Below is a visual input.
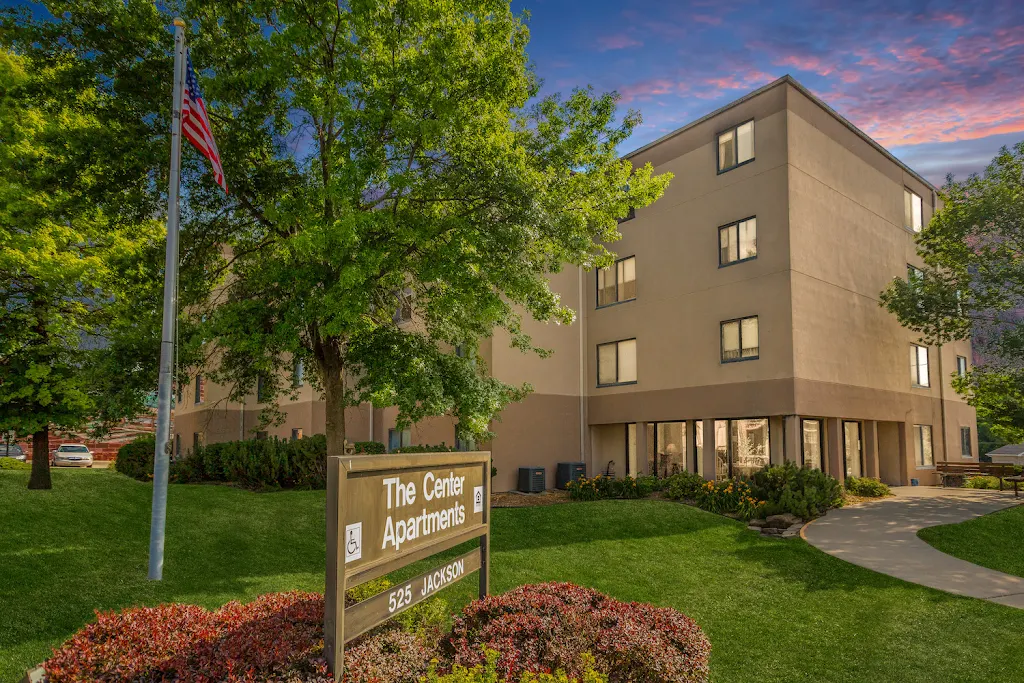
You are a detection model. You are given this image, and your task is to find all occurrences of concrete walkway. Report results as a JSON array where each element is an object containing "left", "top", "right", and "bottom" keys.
[{"left": 802, "top": 486, "right": 1024, "bottom": 609}]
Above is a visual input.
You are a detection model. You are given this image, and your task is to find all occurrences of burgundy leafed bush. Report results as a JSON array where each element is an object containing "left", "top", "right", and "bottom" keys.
[{"left": 442, "top": 582, "right": 711, "bottom": 683}]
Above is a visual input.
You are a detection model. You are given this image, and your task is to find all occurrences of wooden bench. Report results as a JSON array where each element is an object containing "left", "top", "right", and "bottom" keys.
[
  {"left": 1005, "top": 475, "right": 1023, "bottom": 498},
  {"left": 936, "top": 462, "right": 1020, "bottom": 489}
]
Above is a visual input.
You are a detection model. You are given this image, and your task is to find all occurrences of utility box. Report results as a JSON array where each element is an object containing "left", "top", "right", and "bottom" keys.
[
  {"left": 517, "top": 467, "right": 546, "bottom": 493},
  {"left": 556, "top": 462, "right": 587, "bottom": 490}
]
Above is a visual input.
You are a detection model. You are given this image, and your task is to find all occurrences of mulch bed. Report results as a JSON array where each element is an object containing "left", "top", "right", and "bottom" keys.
[{"left": 491, "top": 489, "right": 571, "bottom": 508}]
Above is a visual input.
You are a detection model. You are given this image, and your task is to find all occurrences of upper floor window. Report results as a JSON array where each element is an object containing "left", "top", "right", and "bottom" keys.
[
  {"left": 910, "top": 344, "right": 930, "bottom": 387},
  {"left": 597, "top": 256, "right": 636, "bottom": 307},
  {"left": 719, "top": 217, "right": 757, "bottom": 266},
  {"left": 721, "top": 316, "right": 759, "bottom": 362},
  {"left": 194, "top": 374, "right": 205, "bottom": 404},
  {"left": 907, "top": 264, "right": 924, "bottom": 285},
  {"left": 956, "top": 355, "right": 968, "bottom": 377},
  {"left": 597, "top": 338, "right": 637, "bottom": 386},
  {"left": 293, "top": 359, "right": 305, "bottom": 388},
  {"left": 717, "top": 120, "right": 754, "bottom": 173},
  {"left": 904, "top": 188, "right": 923, "bottom": 232},
  {"left": 257, "top": 375, "right": 268, "bottom": 403}
]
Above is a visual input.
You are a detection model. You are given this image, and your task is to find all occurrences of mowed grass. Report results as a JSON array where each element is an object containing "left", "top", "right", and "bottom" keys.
[
  {"left": 2, "top": 470, "right": 1023, "bottom": 683},
  {"left": 918, "top": 504, "right": 1024, "bottom": 579}
]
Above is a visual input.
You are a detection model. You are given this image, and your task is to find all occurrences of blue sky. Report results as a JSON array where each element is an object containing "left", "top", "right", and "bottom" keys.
[{"left": 518, "top": 0, "right": 1024, "bottom": 184}]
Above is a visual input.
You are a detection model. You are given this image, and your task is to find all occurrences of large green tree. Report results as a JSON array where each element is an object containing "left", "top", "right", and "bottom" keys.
[
  {"left": 0, "top": 49, "right": 165, "bottom": 488},
  {"left": 4, "top": 0, "right": 670, "bottom": 456},
  {"left": 881, "top": 142, "right": 1024, "bottom": 445}
]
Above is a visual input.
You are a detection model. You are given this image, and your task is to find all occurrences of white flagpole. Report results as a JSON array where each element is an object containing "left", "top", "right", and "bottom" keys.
[{"left": 149, "top": 17, "right": 186, "bottom": 581}]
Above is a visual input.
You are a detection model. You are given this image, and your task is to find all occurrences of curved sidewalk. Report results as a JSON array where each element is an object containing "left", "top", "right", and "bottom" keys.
[{"left": 802, "top": 486, "right": 1024, "bottom": 609}]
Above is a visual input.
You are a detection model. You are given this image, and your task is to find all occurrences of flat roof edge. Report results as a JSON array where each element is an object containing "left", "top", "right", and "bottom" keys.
[{"left": 623, "top": 74, "right": 938, "bottom": 194}]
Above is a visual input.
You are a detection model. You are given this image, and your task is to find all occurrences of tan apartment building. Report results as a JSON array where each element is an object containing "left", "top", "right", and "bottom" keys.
[{"left": 174, "top": 75, "right": 977, "bottom": 491}]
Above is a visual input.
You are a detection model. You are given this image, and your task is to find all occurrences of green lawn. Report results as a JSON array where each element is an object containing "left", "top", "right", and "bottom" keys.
[
  {"left": 918, "top": 504, "right": 1024, "bottom": 579},
  {"left": 2, "top": 470, "right": 1023, "bottom": 683}
]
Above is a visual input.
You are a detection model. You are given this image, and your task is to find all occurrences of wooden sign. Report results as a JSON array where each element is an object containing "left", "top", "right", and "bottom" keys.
[{"left": 325, "top": 451, "right": 491, "bottom": 675}]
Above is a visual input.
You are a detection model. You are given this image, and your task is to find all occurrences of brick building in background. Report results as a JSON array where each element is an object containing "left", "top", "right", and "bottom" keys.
[{"left": 174, "top": 75, "right": 977, "bottom": 491}]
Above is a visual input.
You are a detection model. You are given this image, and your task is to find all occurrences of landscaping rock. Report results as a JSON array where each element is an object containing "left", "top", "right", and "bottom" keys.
[
  {"left": 747, "top": 525, "right": 763, "bottom": 533},
  {"left": 748, "top": 518, "right": 767, "bottom": 528},
  {"left": 765, "top": 513, "right": 802, "bottom": 529},
  {"left": 760, "top": 527, "right": 783, "bottom": 536}
]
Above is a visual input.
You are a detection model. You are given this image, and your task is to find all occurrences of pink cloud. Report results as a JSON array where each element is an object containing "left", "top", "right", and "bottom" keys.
[
  {"left": 691, "top": 14, "right": 722, "bottom": 26},
  {"left": 774, "top": 54, "right": 835, "bottom": 76},
  {"left": 597, "top": 34, "right": 642, "bottom": 51},
  {"left": 617, "top": 78, "right": 679, "bottom": 102},
  {"left": 933, "top": 13, "right": 968, "bottom": 28}
]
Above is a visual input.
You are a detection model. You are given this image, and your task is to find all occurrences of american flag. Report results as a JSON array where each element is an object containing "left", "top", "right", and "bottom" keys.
[{"left": 183, "top": 50, "right": 227, "bottom": 194}]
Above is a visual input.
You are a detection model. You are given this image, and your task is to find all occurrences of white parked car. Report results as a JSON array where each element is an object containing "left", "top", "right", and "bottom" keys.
[{"left": 51, "top": 444, "right": 94, "bottom": 468}]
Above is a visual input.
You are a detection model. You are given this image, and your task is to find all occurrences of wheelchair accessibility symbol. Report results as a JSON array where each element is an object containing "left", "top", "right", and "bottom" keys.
[{"left": 344, "top": 522, "right": 362, "bottom": 563}]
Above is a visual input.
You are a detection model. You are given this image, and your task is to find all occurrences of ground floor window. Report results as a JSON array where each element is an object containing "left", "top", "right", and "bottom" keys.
[
  {"left": 646, "top": 421, "right": 686, "bottom": 478},
  {"left": 844, "top": 421, "right": 862, "bottom": 478},
  {"left": 914, "top": 425, "right": 934, "bottom": 467},
  {"left": 291, "top": 428, "right": 303, "bottom": 441},
  {"left": 960, "top": 427, "right": 971, "bottom": 458},
  {"left": 455, "top": 435, "right": 476, "bottom": 452},
  {"left": 388, "top": 428, "right": 411, "bottom": 451},
  {"left": 626, "top": 423, "right": 638, "bottom": 476},
  {"left": 713, "top": 418, "right": 769, "bottom": 479},
  {"left": 802, "top": 419, "right": 823, "bottom": 471},
  {"left": 694, "top": 423, "right": 704, "bottom": 477}
]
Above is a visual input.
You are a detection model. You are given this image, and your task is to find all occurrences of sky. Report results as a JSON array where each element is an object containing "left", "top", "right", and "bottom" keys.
[{"left": 517, "top": 0, "right": 1024, "bottom": 185}]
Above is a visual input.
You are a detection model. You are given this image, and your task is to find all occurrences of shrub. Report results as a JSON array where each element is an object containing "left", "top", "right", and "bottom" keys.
[
  {"left": 443, "top": 582, "right": 710, "bottom": 683},
  {"left": 114, "top": 435, "right": 156, "bottom": 481},
  {"left": 662, "top": 471, "right": 706, "bottom": 501},
  {"left": 0, "top": 456, "right": 30, "bottom": 470},
  {"left": 693, "top": 479, "right": 765, "bottom": 520},
  {"left": 353, "top": 440, "right": 386, "bottom": 454},
  {"left": 424, "top": 649, "right": 607, "bottom": 683},
  {"left": 965, "top": 475, "right": 1003, "bottom": 489},
  {"left": 749, "top": 462, "right": 842, "bottom": 520},
  {"left": 845, "top": 476, "right": 891, "bottom": 497},
  {"left": 566, "top": 476, "right": 601, "bottom": 501},
  {"left": 392, "top": 443, "right": 456, "bottom": 454}
]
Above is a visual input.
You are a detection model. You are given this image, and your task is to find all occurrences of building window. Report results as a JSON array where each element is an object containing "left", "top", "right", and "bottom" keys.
[
  {"left": 597, "top": 338, "right": 637, "bottom": 386},
  {"left": 904, "top": 188, "right": 923, "bottom": 232},
  {"left": 293, "top": 360, "right": 305, "bottom": 388},
  {"left": 255, "top": 431, "right": 268, "bottom": 440},
  {"left": 618, "top": 207, "right": 636, "bottom": 223},
  {"left": 914, "top": 424, "right": 934, "bottom": 467},
  {"left": 910, "top": 344, "right": 930, "bottom": 387},
  {"left": 626, "top": 423, "right": 638, "bottom": 476},
  {"left": 257, "top": 375, "right": 268, "bottom": 403},
  {"left": 907, "top": 264, "right": 924, "bottom": 285},
  {"left": 719, "top": 217, "right": 757, "bottom": 266},
  {"left": 393, "top": 287, "right": 413, "bottom": 323},
  {"left": 802, "top": 419, "right": 823, "bottom": 471},
  {"left": 388, "top": 428, "right": 411, "bottom": 451},
  {"left": 291, "top": 428, "right": 303, "bottom": 441},
  {"left": 194, "top": 375, "right": 204, "bottom": 404},
  {"left": 174, "top": 433, "right": 181, "bottom": 458},
  {"left": 713, "top": 418, "right": 769, "bottom": 479},
  {"left": 721, "top": 316, "right": 759, "bottom": 362},
  {"left": 192, "top": 432, "right": 202, "bottom": 454},
  {"left": 844, "top": 421, "right": 863, "bottom": 478},
  {"left": 956, "top": 355, "right": 968, "bottom": 377},
  {"left": 717, "top": 120, "right": 754, "bottom": 173},
  {"left": 455, "top": 435, "right": 476, "bottom": 452},
  {"left": 646, "top": 422, "right": 686, "bottom": 478},
  {"left": 960, "top": 427, "right": 972, "bottom": 458},
  {"left": 597, "top": 256, "right": 637, "bottom": 307}
]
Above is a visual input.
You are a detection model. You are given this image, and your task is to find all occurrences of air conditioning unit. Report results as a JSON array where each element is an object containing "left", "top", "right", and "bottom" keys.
[
  {"left": 518, "top": 467, "right": 546, "bottom": 493},
  {"left": 556, "top": 462, "right": 587, "bottom": 490}
]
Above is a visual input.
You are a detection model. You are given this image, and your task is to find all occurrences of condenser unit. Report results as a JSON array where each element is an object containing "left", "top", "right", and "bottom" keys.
[{"left": 517, "top": 467, "right": 546, "bottom": 493}]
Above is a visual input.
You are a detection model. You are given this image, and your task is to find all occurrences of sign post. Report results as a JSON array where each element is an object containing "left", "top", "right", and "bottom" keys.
[{"left": 325, "top": 451, "right": 491, "bottom": 675}]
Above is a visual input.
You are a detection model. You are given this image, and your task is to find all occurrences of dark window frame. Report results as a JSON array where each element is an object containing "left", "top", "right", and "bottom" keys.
[
  {"left": 720, "top": 315, "right": 759, "bottom": 363},
  {"left": 649, "top": 421, "right": 688, "bottom": 479},
  {"left": 596, "top": 255, "right": 637, "bottom": 309},
  {"left": 718, "top": 216, "right": 758, "bottom": 267},
  {"left": 388, "top": 427, "right": 412, "bottom": 451},
  {"left": 911, "top": 343, "right": 930, "bottom": 388},
  {"left": 956, "top": 355, "right": 968, "bottom": 377},
  {"left": 716, "top": 118, "right": 755, "bottom": 174},
  {"left": 617, "top": 206, "right": 636, "bottom": 223},
  {"left": 843, "top": 420, "right": 864, "bottom": 478},
  {"left": 596, "top": 337, "right": 638, "bottom": 388},
  {"left": 716, "top": 417, "right": 771, "bottom": 479},
  {"left": 194, "top": 374, "right": 204, "bottom": 404},
  {"left": 914, "top": 424, "right": 934, "bottom": 467},
  {"left": 904, "top": 187, "right": 924, "bottom": 233}
]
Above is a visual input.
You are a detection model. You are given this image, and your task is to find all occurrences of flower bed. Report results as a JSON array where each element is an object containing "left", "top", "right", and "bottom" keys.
[{"left": 43, "top": 584, "right": 710, "bottom": 682}]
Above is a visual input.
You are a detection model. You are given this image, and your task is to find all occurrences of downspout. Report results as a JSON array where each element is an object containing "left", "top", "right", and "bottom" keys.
[
  {"left": 239, "top": 398, "right": 245, "bottom": 441},
  {"left": 368, "top": 403, "right": 374, "bottom": 443},
  {"left": 578, "top": 265, "right": 586, "bottom": 463},
  {"left": 938, "top": 344, "right": 948, "bottom": 464}
]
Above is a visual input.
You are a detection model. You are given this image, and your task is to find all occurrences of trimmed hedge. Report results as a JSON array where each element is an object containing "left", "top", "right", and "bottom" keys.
[
  {"left": 0, "top": 456, "right": 31, "bottom": 470},
  {"left": 443, "top": 582, "right": 710, "bottom": 682},
  {"left": 845, "top": 476, "right": 891, "bottom": 497},
  {"left": 749, "top": 462, "right": 843, "bottom": 520},
  {"left": 115, "top": 435, "right": 156, "bottom": 480}
]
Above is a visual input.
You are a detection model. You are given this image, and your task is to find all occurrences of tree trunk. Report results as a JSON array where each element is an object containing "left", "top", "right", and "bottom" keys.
[
  {"left": 27, "top": 424, "right": 52, "bottom": 490},
  {"left": 321, "top": 355, "right": 347, "bottom": 456}
]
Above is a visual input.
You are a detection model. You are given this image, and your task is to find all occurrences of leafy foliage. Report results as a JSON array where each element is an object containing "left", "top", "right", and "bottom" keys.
[
  {"left": 443, "top": 582, "right": 710, "bottom": 683},
  {"left": 844, "top": 476, "right": 891, "bottom": 498},
  {"left": 114, "top": 435, "right": 156, "bottom": 481},
  {"left": 565, "top": 475, "right": 657, "bottom": 501},
  {"left": 0, "top": 456, "right": 30, "bottom": 470},
  {"left": 0, "top": 48, "right": 165, "bottom": 488},
  {"left": 423, "top": 650, "right": 607, "bottom": 683},
  {"left": 880, "top": 142, "right": 1024, "bottom": 442},
  {"left": 748, "top": 462, "right": 843, "bottom": 520},
  {"left": 2, "top": 1, "right": 671, "bottom": 459},
  {"left": 662, "top": 471, "right": 708, "bottom": 502},
  {"left": 964, "top": 475, "right": 1004, "bottom": 490},
  {"left": 692, "top": 479, "right": 765, "bottom": 521}
]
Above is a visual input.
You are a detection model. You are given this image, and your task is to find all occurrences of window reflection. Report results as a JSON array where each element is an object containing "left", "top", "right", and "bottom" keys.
[
  {"left": 730, "top": 418, "right": 770, "bottom": 478},
  {"left": 802, "top": 419, "right": 822, "bottom": 471},
  {"left": 646, "top": 421, "right": 686, "bottom": 478}
]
